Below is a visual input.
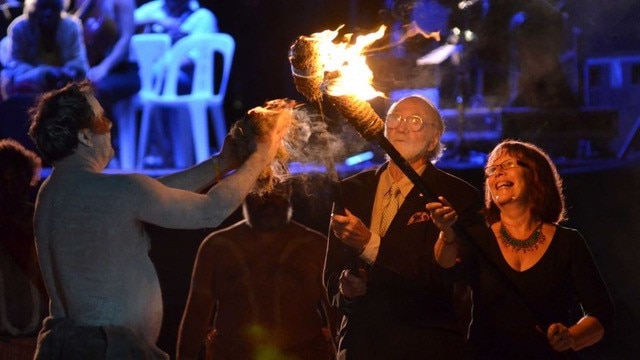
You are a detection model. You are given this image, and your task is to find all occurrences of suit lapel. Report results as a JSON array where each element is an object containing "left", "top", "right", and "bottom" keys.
[{"left": 342, "top": 165, "right": 385, "bottom": 228}]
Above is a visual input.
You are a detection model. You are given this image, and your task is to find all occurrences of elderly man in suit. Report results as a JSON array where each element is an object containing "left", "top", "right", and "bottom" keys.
[{"left": 324, "top": 95, "right": 484, "bottom": 359}]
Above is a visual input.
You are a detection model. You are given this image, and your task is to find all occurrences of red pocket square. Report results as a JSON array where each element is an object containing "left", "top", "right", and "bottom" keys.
[{"left": 407, "top": 211, "right": 430, "bottom": 225}]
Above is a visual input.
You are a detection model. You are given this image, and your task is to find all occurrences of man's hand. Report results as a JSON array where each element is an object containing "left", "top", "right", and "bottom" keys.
[
  {"left": 217, "top": 134, "right": 242, "bottom": 172},
  {"left": 331, "top": 209, "right": 371, "bottom": 252},
  {"left": 547, "top": 323, "right": 576, "bottom": 352},
  {"left": 426, "top": 196, "right": 458, "bottom": 235},
  {"left": 339, "top": 269, "right": 367, "bottom": 299},
  {"left": 253, "top": 107, "right": 292, "bottom": 162}
]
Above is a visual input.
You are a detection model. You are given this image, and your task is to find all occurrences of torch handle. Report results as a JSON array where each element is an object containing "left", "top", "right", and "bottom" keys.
[
  {"left": 329, "top": 181, "right": 363, "bottom": 277},
  {"left": 331, "top": 181, "right": 346, "bottom": 216}
]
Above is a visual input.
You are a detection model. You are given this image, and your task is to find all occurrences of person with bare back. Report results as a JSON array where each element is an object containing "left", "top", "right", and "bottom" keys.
[
  {"left": 177, "top": 181, "right": 336, "bottom": 360},
  {"left": 28, "top": 80, "right": 290, "bottom": 359}
]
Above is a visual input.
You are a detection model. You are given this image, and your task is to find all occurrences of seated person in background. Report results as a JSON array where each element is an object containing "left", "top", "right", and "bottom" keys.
[
  {"left": 133, "top": 0, "right": 218, "bottom": 167},
  {"left": 0, "top": 0, "right": 88, "bottom": 99},
  {"left": 177, "top": 181, "right": 336, "bottom": 360},
  {"left": 134, "top": 0, "right": 217, "bottom": 43},
  {"left": 70, "top": 0, "right": 141, "bottom": 168},
  {"left": 134, "top": 0, "right": 217, "bottom": 92},
  {"left": 0, "top": 138, "right": 48, "bottom": 360},
  {"left": 71, "top": 0, "right": 140, "bottom": 148}
]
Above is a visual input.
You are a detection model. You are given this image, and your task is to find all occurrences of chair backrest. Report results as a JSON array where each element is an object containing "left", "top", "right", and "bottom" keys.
[
  {"left": 161, "top": 32, "right": 235, "bottom": 102},
  {"left": 130, "top": 33, "right": 172, "bottom": 95},
  {"left": 0, "top": 36, "right": 11, "bottom": 67}
]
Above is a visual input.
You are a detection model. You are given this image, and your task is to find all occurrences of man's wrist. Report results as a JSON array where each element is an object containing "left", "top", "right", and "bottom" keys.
[
  {"left": 439, "top": 230, "right": 458, "bottom": 245},
  {"left": 357, "top": 238, "right": 369, "bottom": 254},
  {"left": 443, "top": 236, "right": 458, "bottom": 245},
  {"left": 212, "top": 157, "right": 222, "bottom": 181}
]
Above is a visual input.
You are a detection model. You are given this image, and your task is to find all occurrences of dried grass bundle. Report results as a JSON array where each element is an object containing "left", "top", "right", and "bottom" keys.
[
  {"left": 288, "top": 36, "right": 324, "bottom": 102},
  {"left": 229, "top": 99, "right": 297, "bottom": 194}
]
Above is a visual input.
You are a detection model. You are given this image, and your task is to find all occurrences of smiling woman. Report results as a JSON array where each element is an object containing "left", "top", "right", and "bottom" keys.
[
  {"left": 430, "top": 139, "right": 615, "bottom": 359},
  {"left": 483, "top": 141, "right": 566, "bottom": 225}
]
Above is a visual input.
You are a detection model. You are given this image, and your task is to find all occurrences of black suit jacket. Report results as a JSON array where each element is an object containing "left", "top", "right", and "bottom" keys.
[{"left": 323, "top": 161, "right": 484, "bottom": 359}]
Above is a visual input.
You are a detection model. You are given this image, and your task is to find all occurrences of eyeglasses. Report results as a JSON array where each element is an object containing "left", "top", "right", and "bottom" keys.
[
  {"left": 484, "top": 159, "right": 528, "bottom": 177},
  {"left": 385, "top": 114, "right": 434, "bottom": 132}
]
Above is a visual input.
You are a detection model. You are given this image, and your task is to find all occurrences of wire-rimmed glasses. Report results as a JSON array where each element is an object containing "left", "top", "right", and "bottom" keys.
[{"left": 385, "top": 114, "right": 431, "bottom": 132}]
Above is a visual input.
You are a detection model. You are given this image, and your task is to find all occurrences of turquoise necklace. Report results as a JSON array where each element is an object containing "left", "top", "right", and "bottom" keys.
[{"left": 499, "top": 222, "right": 545, "bottom": 253}]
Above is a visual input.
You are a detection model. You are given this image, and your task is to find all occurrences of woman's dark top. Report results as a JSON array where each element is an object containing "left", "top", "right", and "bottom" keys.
[{"left": 462, "top": 226, "right": 614, "bottom": 359}]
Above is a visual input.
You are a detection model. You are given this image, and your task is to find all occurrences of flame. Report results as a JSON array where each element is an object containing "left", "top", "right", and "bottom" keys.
[
  {"left": 402, "top": 21, "right": 441, "bottom": 43},
  {"left": 306, "top": 25, "right": 386, "bottom": 100}
]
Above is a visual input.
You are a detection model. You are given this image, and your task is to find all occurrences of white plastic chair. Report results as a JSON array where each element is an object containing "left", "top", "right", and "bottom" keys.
[
  {"left": 135, "top": 32, "right": 235, "bottom": 168},
  {"left": 0, "top": 36, "right": 11, "bottom": 67},
  {"left": 119, "top": 33, "right": 171, "bottom": 169}
]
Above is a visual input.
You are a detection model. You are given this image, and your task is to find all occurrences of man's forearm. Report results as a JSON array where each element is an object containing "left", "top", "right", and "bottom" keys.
[{"left": 158, "top": 156, "right": 219, "bottom": 191}]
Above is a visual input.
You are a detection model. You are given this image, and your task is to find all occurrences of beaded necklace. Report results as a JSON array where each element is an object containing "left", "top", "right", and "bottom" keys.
[{"left": 499, "top": 222, "right": 545, "bottom": 253}]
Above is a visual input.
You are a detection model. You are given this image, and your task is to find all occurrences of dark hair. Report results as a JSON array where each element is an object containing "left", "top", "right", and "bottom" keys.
[
  {"left": 28, "top": 80, "right": 96, "bottom": 163},
  {"left": 484, "top": 140, "right": 567, "bottom": 224},
  {"left": 0, "top": 138, "right": 42, "bottom": 187}
]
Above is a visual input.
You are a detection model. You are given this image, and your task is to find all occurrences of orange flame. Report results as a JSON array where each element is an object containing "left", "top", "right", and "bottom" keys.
[{"left": 306, "top": 25, "right": 386, "bottom": 100}]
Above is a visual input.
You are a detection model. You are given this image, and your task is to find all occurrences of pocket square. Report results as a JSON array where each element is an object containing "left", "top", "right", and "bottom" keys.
[{"left": 407, "top": 211, "right": 430, "bottom": 225}]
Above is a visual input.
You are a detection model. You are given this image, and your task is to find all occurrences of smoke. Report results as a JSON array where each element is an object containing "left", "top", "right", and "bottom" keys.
[
  {"left": 285, "top": 103, "right": 355, "bottom": 168},
  {"left": 229, "top": 98, "right": 371, "bottom": 203},
  {"left": 283, "top": 101, "right": 372, "bottom": 222}
]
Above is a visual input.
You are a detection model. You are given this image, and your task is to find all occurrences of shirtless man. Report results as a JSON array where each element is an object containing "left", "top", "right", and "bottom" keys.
[
  {"left": 28, "top": 81, "right": 290, "bottom": 359},
  {"left": 177, "top": 181, "right": 335, "bottom": 360}
]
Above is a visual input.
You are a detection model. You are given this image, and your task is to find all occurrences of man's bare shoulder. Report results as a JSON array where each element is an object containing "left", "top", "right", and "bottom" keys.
[
  {"left": 290, "top": 221, "right": 327, "bottom": 241},
  {"left": 41, "top": 171, "right": 164, "bottom": 202},
  {"left": 100, "top": 172, "right": 158, "bottom": 185},
  {"left": 87, "top": 171, "right": 161, "bottom": 187},
  {"left": 201, "top": 221, "right": 250, "bottom": 246},
  {"left": 194, "top": 222, "right": 250, "bottom": 262}
]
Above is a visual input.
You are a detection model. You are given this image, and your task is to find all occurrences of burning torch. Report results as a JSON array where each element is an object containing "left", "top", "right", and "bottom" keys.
[{"left": 289, "top": 25, "right": 439, "bottom": 202}]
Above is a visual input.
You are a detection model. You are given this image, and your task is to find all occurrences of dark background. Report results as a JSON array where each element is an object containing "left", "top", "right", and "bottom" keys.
[{"left": 198, "top": 0, "right": 640, "bottom": 121}]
